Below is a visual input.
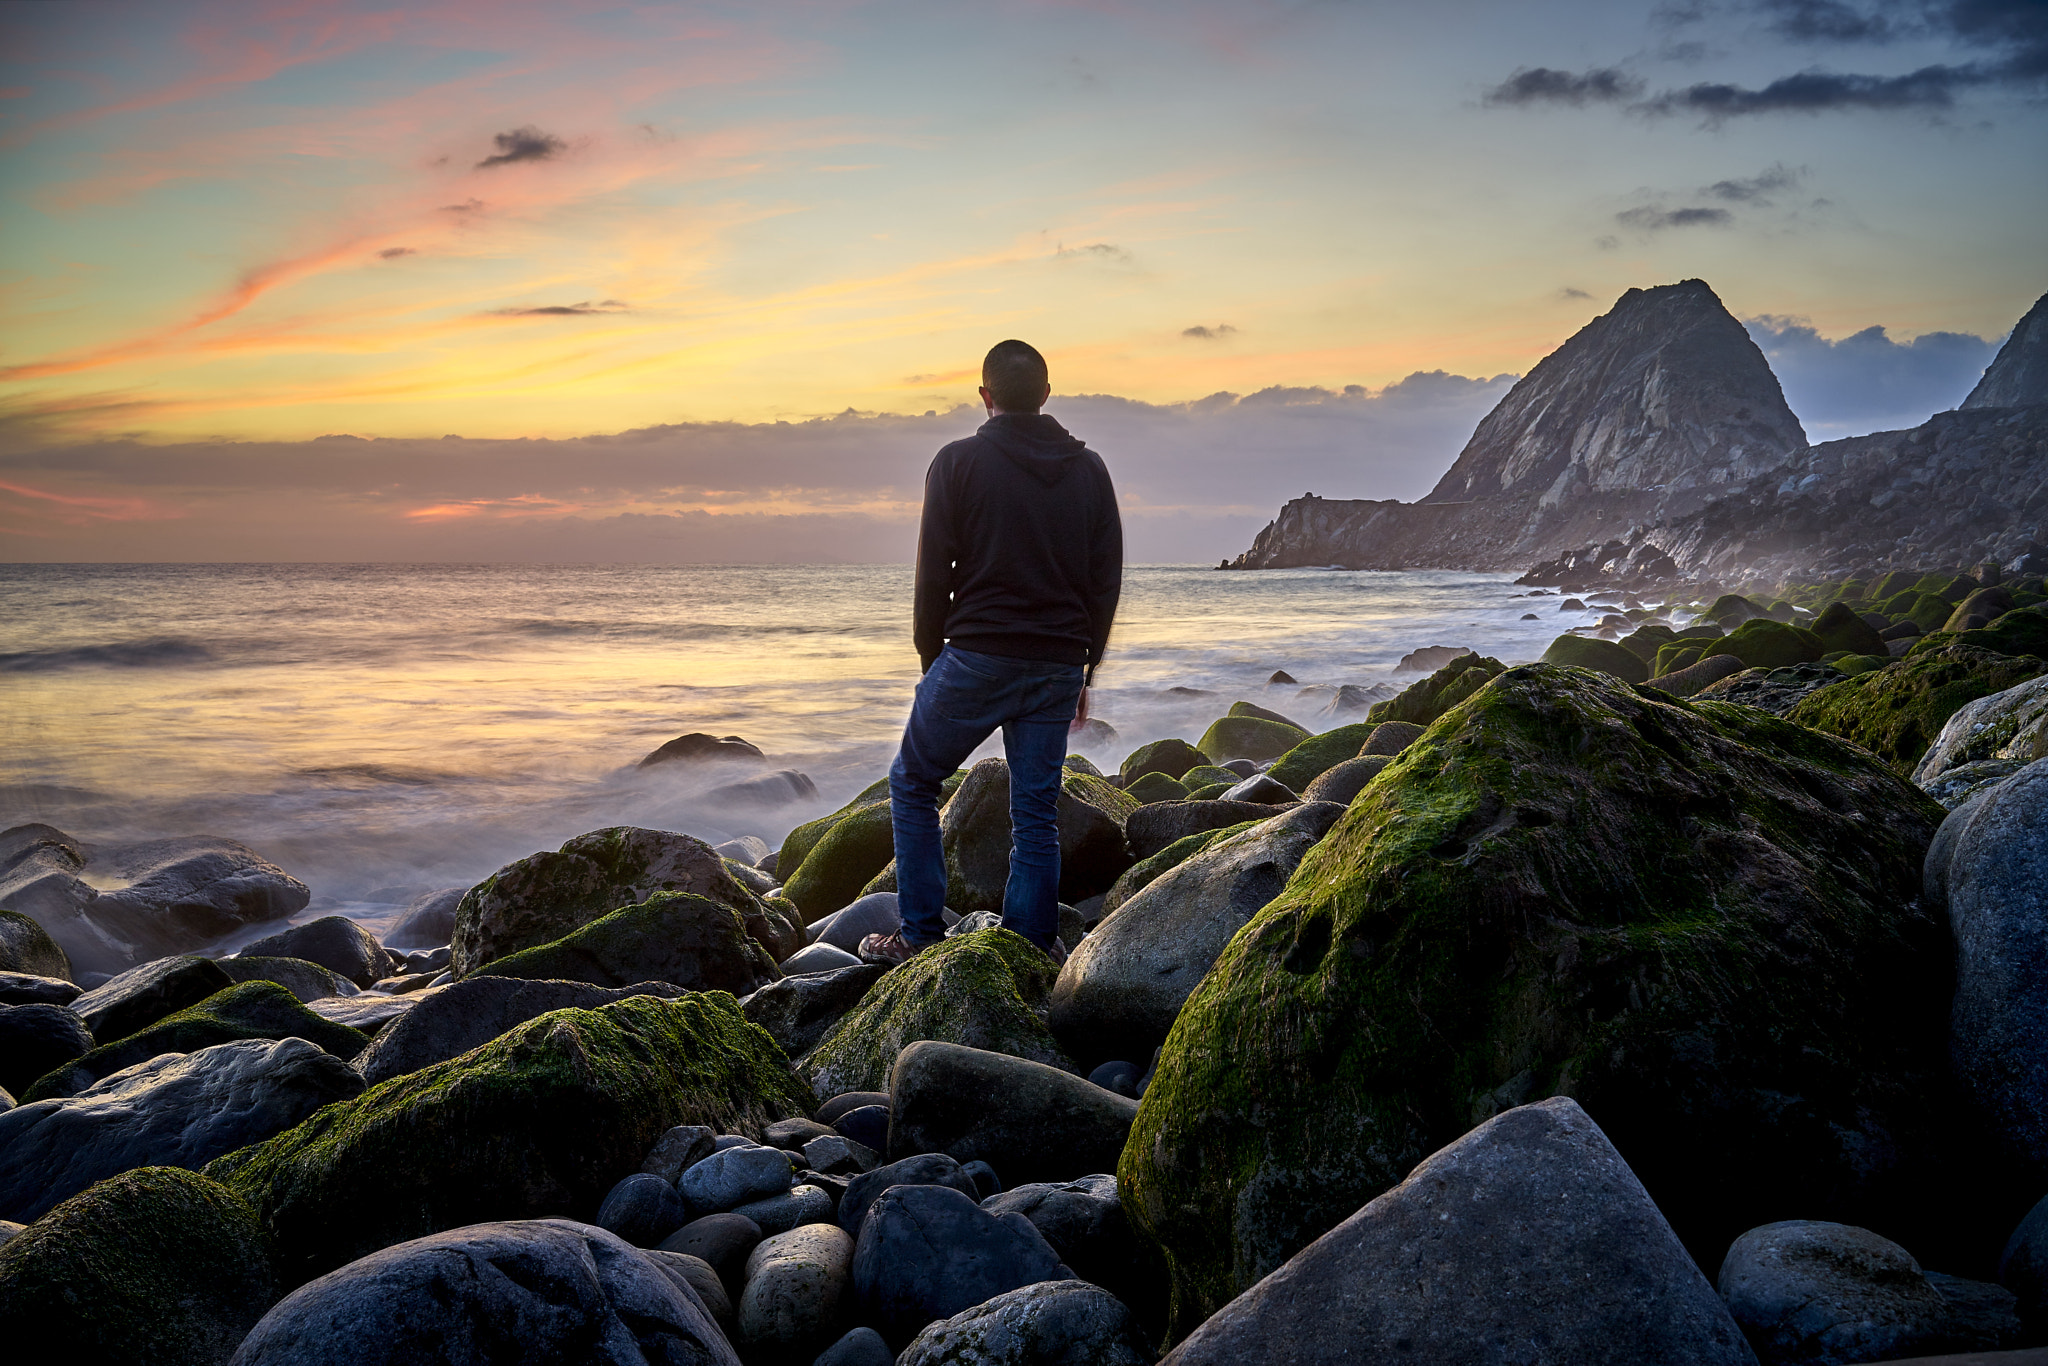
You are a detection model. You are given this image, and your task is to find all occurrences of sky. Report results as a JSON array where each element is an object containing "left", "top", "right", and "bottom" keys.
[{"left": 1, "top": 0, "right": 2042, "bottom": 562}]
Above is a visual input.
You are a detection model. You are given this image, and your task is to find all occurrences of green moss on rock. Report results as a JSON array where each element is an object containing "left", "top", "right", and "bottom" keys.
[
  {"left": 1914, "top": 604, "right": 2048, "bottom": 662},
  {"left": 1907, "top": 592, "right": 1958, "bottom": 632},
  {"left": 1266, "top": 723, "right": 1376, "bottom": 792},
  {"left": 782, "top": 800, "right": 896, "bottom": 922},
  {"left": 799, "top": 928, "right": 1073, "bottom": 1097},
  {"left": 1701, "top": 618, "right": 1826, "bottom": 669},
  {"left": 1812, "top": 602, "right": 1887, "bottom": 658},
  {"left": 207, "top": 992, "right": 810, "bottom": 1285},
  {"left": 1366, "top": 655, "right": 1507, "bottom": 727},
  {"left": 1618, "top": 624, "right": 1677, "bottom": 663},
  {"left": 25, "top": 981, "right": 366, "bottom": 1102},
  {"left": 1125, "top": 771, "right": 1190, "bottom": 805},
  {"left": 1120, "top": 664, "right": 1948, "bottom": 1339},
  {"left": 1119, "top": 738, "right": 1210, "bottom": 784},
  {"left": 1098, "top": 820, "right": 1261, "bottom": 918},
  {"left": 1785, "top": 642, "right": 2048, "bottom": 775},
  {"left": 1540, "top": 634, "right": 1649, "bottom": 682},
  {"left": 1196, "top": 715, "right": 1311, "bottom": 764},
  {"left": 1179, "top": 765, "right": 1238, "bottom": 789},
  {"left": 1653, "top": 644, "right": 1704, "bottom": 677},
  {"left": 0, "top": 1165, "right": 276, "bottom": 1365},
  {"left": 778, "top": 778, "right": 892, "bottom": 879},
  {"left": 471, "top": 890, "right": 781, "bottom": 992}
]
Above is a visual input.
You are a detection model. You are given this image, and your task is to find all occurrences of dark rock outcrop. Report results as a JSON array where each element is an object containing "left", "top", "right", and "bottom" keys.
[{"left": 1964, "top": 291, "right": 2048, "bottom": 411}]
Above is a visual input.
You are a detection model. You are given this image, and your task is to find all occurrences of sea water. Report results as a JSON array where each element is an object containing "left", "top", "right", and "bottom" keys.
[{"left": 0, "top": 562, "right": 1599, "bottom": 943}]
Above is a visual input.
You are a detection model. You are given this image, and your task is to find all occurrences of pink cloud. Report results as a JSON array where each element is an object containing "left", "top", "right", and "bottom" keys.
[{"left": 0, "top": 479, "right": 183, "bottom": 525}]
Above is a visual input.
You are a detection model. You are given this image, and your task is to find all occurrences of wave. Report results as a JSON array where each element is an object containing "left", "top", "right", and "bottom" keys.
[{"left": 0, "top": 637, "right": 216, "bottom": 673}]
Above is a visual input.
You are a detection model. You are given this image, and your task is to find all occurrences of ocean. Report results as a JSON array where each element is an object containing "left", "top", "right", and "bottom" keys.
[{"left": 0, "top": 562, "right": 1589, "bottom": 945}]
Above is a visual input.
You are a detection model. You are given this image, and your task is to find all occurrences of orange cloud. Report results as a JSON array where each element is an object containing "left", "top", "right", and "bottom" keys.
[{"left": 0, "top": 479, "right": 183, "bottom": 525}]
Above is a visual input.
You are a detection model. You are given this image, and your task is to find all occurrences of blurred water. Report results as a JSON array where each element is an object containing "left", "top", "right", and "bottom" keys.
[{"left": 0, "top": 562, "right": 1600, "bottom": 917}]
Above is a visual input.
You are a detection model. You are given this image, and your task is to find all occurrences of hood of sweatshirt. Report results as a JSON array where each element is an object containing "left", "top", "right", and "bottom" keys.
[{"left": 979, "top": 412, "right": 1092, "bottom": 487}]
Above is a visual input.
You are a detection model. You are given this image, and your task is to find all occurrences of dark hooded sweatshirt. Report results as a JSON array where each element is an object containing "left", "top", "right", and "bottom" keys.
[{"left": 913, "top": 412, "right": 1122, "bottom": 680}]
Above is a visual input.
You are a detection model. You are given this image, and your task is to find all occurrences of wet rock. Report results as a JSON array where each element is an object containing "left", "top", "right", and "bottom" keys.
[
  {"left": 1194, "top": 714, "right": 1309, "bottom": 765},
  {"left": 660, "top": 1211, "right": 762, "bottom": 1299},
  {"left": 470, "top": 889, "right": 781, "bottom": 995},
  {"left": 0, "top": 1035, "right": 364, "bottom": 1223},
  {"left": 0, "top": 971, "right": 79, "bottom": 1006},
  {"left": 226, "top": 1218, "right": 736, "bottom": 1366},
  {"left": 303, "top": 988, "right": 430, "bottom": 1036},
  {"left": 1364, "top": 656, "right": 1507, "bottom": 728},
  {"left": 1913, "top": 673, "right": 2048, "bottom": 788},
  {"left": 639, "top": 732, "right": 766, "bottom": 767},
  {"left": 733, "top": 1183, "right": 833, "bottom": 1235},
  {"left": 783, "top": 799, "right": 898, "bottom": 923},
  {"left": 70, "top": 953, "right": 233, "bottom": 1042},
  {"left": 1159, "top": 1098, "right": 1753, "bottom": 1364},
  {"left": 598, "top": 1171, "right": 688, "bottom": 1247},
  {"left": 889, "top": 1041, "right": 1139, "bottom": 1186},
  {"left": 0, "top": 906, "right": 71, "bottom": 981},
  {"left": 1695, "top": 661, "right": 1849, "bottom": 715},
  {"left": 803, "top": 1133, "right": 877, "bottom": 1175},
  {"left": 681, "top": 1143, "right": 795, "bottom": 1216},
  {"left": 926, "top": 760, "right": 1137, "bottom": 914},
  {"left": 1118, "top": 739, "right": 1209, "bottom": 784},
  {"left": 352, "top": 974, "right": 686, "bottom": 1084},
  {"left": 206, "top": 993, "right": 812, "bottom": 1285},
  {"left": 383, "top": 885, "right": 465, "bottom": 948},
  {"left": 783, "top": 941, "right": 862, "bottom": 975},
  {"left": 983, "top": 1174, "right": 1155, "bottom": 1319},
  {"left": 217, "top": 954, "right": 361, "bottom": 1003},
  {"left": 898, "top": 1279, "right": 1155, "bottom": 1366},
  {"left": 739, "top": 1223, "right": 854, "bottom": 1360},
  {"left": 1263, "top": 722, "right": 1375, "bottom": 791},
  {"left": 0, "top": 1166, "right": 277, "bottom": 1366},
  {"left": 800, "top": 929, "right": 1073, "bottom": 1098},
  {"left": 1301, "top": 755, "right": 1390, "bottom": 805},
  {"left": 1542, "top": 633, "right": 1651, "bottom": 681},
  {"left": 740, "top": 963, "right": 887, "bottom": 1061},
  {"left": 707, "top": 769, "right": 819, "bottom": 809},
  {"left": 850, "top": 1183, "right": 1069, "bottom": 1346},
  {"left": 809, "top": 892, "right": 902, "bottom": 953},
  {"left": 837, "top": 1152, "right": 981, "bottom": 1236},
  {"left": 1718, "top": 1220, "right": 1951, "bottom": 1365},
  {"left": 1124, "top": 800, "right": 1298, "bottom": 861},
  {"left": 1217, "top": 773, "right": 1295, "bottom": 804},
  {"left": 0, "top": 1002, "right": 92, "bottom": 1097},
  {"left": 1052, "top": 804, "right": 1343, "bottom": 1066},
  {"left": 816, "top": 1326, "right": 895, "bottom": 1366},
  {"left": 235, "top": 916, "right": 393, "bottom": 988},
  {"left": 1787, "top": 643, "right": 2047, "bottom": 775},
  {"left": 645, "top": 1249, "right": 734, "bottom": 1334},
  {"left": 642, "top": 1124, "right": 717, "bottom": 1183}
]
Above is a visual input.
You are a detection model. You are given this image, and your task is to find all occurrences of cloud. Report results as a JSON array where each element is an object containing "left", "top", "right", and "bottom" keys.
[
  {"left": 488, "top": 300, "right": 628, "bottom": 317},
  {"left": 1760, "top": 0, "right": 1902, "bottom": 43},
  {"left": 1616, "top": 205, "right": 1734, "bottom": 230},
  {"left": 377, "top": 247, "right": 417, "bottom": 259},
  {"left": 1181, "top": 324, "right": 1238, "bottom": 340},
  {"left": 475, "top": 126, "right": 566, "bottom": 169},
  {"left": 1053, "top": 242, "right": 1131, "bottom": 263},
  {"left": 1482, "top": 66, "right": 1646, "bottom": 105},
  {"left": 1746, "top": 313, "right": 2004, "bottom": 437},
  {"left": 439, "top": 198, "right": 484, "bottom": 215},
  {"left": 1703, "top": 163, "right": 1802, "bottom": 201},
  {"left": 1636, "top": 64, "right": 1987, "bottom": 117},
  {"left": 1560, "top": 287, "right": 1593, "bottom": 299}
]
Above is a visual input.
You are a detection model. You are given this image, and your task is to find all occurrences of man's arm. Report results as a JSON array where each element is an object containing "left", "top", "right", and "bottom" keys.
[
  {"left": 1083, "top": 456, "right": 1123, "bottom": 685},
  {"left": 911, "top": 453, "right": 957, "bottom": 672}
]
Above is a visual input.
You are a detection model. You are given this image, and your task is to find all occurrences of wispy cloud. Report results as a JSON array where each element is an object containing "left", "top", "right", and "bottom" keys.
[
  {"left": 489, "top": 299, "right": 628, "bottom": 317},
  {"left": 1482, "top": 66, "right": 1645, "bottom": 105},
  {"left": 1616, "top": 204, "right": 1734, "bottom": 230},
  {"left": 1182, "top": 324, "right": 1238, "bottom": 340},
  {"left": 1703, "top": 163, "right": 1802, "bottom": 201}
]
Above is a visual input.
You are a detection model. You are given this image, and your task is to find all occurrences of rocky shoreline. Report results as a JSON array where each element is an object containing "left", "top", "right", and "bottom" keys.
[{"left": 0, "top": 569, "right": 2046, "bottom": 1364}]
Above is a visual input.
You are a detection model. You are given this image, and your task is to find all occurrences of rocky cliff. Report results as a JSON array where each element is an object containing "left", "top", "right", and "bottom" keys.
[
  {"left": 1964, "top": 291, "right": 2047, "bottom": 411},
  {"left": 1227, "top": 281, "right": 1806, "bottom": 571}
]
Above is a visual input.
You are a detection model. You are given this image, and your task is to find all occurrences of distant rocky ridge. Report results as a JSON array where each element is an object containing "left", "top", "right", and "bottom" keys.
[{"left": 1227, "top": 282, "right": 2048, "bottom": 589}]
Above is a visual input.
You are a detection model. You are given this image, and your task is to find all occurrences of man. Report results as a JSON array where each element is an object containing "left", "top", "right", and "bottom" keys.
[{"left": 860, "top": 339, "right": 1122, "bottom": 965}]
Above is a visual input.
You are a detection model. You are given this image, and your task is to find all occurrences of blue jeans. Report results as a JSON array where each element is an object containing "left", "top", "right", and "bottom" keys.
[{"left": 889, "top": 645, "right": 1085, "bottom": 951}]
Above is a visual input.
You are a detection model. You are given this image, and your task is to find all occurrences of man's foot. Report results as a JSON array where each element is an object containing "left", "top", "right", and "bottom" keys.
[
  {"left": 1043, "top": 936, "right": 1069, "bottom": 968},
  {"left": 859, "top": 931, "right": 926, "bottom": 966}
]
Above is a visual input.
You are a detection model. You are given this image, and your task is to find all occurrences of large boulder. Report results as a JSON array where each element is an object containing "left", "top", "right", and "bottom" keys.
[
  {"left": 215, "top": 956, "right": 359, "bottom": 1003},
  {"left": 1703, "top": 618, "right": 1827, "bottom": 670},
  {"left": 1541, "top": 633, "right": 1651, "bottom": 682},
  {"left": 1119, "top": 738, "right": 1208, "bottom": 784},
  {"left": 450, "top": 826, "right": 778, "bottom": 976},
  {"left": 889, "top": 1042, "right": 1138, "bottom": 1186},
  {"left": 981, "top": 1175, "right": 1157, "bottom": 1325},
  {"left": 782, "top": 800, "right": 896, "bottom": 922},
  {"left": 1364, "top": 654, "right": 1506, "bottom": 728},
  {"left": 1121, "top": 664, "right": 1950, "bottom": 1334},
  {"left": 897, "top": 1280, "right": 1155, "bottom": 1366},
  {"left": 26, "top": 980, "right": 367, "bottom": 1102},
  {"left": 70, "top": 953, "right": 233, "bottom": 1041},
  {"left": 0, "top": 908, "right": 70, "bottom": 981},
  {"left": 918, "top": 760, "right": 1137, "bottom": 914},
  {"left": 0, "top": 1037, "right": 365, "bottom": 1223},
  {"left": 1785, "top": 643, "right": 2046, "bottom": 775},
  {"left": 0, "top": 828, "right": 308, "bottom": 978},
  {"left": 1124, "top": 800, "right": 1293, "bottom": 861},
  {"left": 739, "top": 962, "right": 888, "bottom": 1060},
  {"left": 1812, "top": 601, "right": 1888, "bottom": 658},
  {"left": 1157, "top": 1098, "right": 1754, "bottom": 1364},
  {"left": 799, "top": 929, "right": 1073, "bottom": 1098},
  {"left": 836, "top": 1152, "right": 982, "bottom": 1236},
  {"left": 353, "top": 974, "right": 687, "bottom": 1085},
  {"left": 0, "top": 1002, "right": 92, "bottom": 1097},
  {"left": 0, "top": 1166, "right": 277, "bottom": 1366},
  {"left": 234, "top": 917, "right": 392, "bottom": 988},
  {"left": 1912, "top": 673, "right": 2048, "bottom": 787},
  {"left": 1194, "top": 715, "right": 1308, "bottom": 764},
  {"left": 1096, "top": 822, "right": 1261, "bottom": 919},
  {"left": 226, "top": 1218, "right": 738, "bottom": 1366},
  {"left": 850, "top": 1183, "right": 1069, "bottom": 1347},
  {"left": 1051, "top": 803, "right": 1343, "bottom": 1067},
  {"left": 1942, "top": 757, "right": 2048, "bottom": 1175},
  {"left": 382, "top": 885, "right": 465, "bottom": 948},
  {"left": 1717, "top": 1220, "right": 1952, "bottom": 1366},
  {"left": 469, "top": 891, "right": 781, "bottom": 995},
  {"left": 206, "top": 993, "right": 814, "bottom": 1284},
  {"left": 738, "top": 1223, "right": 855, "bottom": 1361}
]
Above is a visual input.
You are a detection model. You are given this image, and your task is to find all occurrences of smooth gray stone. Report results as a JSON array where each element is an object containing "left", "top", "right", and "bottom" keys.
[
  {"left": 402, "top": 945, "right": 451, "bottom": 975},
  {"left": 216, "top": 955, "right": 360, "bottom": 1003},
  {"left": 1914, "top": 674, "right": 2048, "bottom": 786},
  {"left": 782, "top": 942, "right": 862, "bottom": 975},
  {"left": 837, "top": 1153, "right": 979, "bottom": 1236},
  {"left": 983, "top": 1175, "right": 1155, "bottom": 1319},
  {"left": 236, "top": 916, "right": 394, "bottom": 989},
  {"left": 643, "top": 1125, "right": 718, "bottom": 1184},
  {"left": 802, "top": 1134, "right": 876, "bottom": 1176},
  {"left": 817, "top": 1091, "right": 889, "bottom": 1124},
  {"left": 1123, "top": 800, "right": 1303, "bottom": 860},
  {"left": 373, "top": 972, "right": 439, "bottom": 995},
  {"left": 814, "top": 1326, "right": 894, "bottom": 1366},
  {"left": 645, "top": 1249, "right": 734, "bottom": 1331},
  {"left": 226, "top": 1218, "right": 739, "bottom": 1366},
  {"left": 384, "top": 886, "right": 467, "bottom": 949},
  {"left": 70, "top": 954, "right": 232, "bottom": 1042},
  {"left": 1301, "top": 754, "right": 1392, "bottom": 805},
  {"left": 0, "top": 1002, "right": 93, "bottom": 1097},
  {"left": 0, "top": 971, "right": 80, "bottom": 1006},
  {"left": 731, "top": 1184, "right": 834, "bottom": 1236},
  {"left": 598, "top": 1171, "right": 688, "bottom": 1247},
  {"left": 659, "top": 1212, "right": 762, "bottom": 1298},
  {"left": 765, "top": 1116, "right": 838, "bottom": 1150},
  {"left": 1218, "top": 773, "right": 1296, "bottom": 804},
  {"left": 810, "top": 894, "right": 901, "bottom": 952},
  {"left": 897, "top": 1279, "right": 1154, "bottom": 1366},
  {"left": 351, "top": 975, "right": 685, "bottom": 1084},
  {"left": 1718, "top": 1220, "right": 1951, "bottom": 1365},
  {"left": 889, "top": 1042, "right": 1138, "bottom": 1188},
  {"left": 1946, "top": 758, "right": 2048, "bottom": 1170},
  {"left": 1050, "top": 802, "right": 1344, "bottom": 1067},
  {"left": 679, "top": 1143, "right": 793, "bottom": 1216},
  {"left": 714, "top": 837, "right": 771, "bottom": 867},
  {"left": 738, "top": 1223, "right": 854, "bottom": 1360},
  {"left": 0, "top": 1036, "right": 365, "bottom": 1223},
  {"left": 305, "top": 989, "right": 428, "bottom": 1036},
  {"left": 739, "top": 962, "right": 886, "bottom": 1059},
  {"left": 1158, "top": 1097, "right": 1756, "bottom": 1365},
  {"left": 850, "top": 1184, "right": 1069, "bottom": 1347}
]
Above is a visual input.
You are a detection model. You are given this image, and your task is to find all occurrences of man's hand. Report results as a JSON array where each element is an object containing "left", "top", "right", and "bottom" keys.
[{"left": 1069, "top": 687, "right": 1090, "bottom": 734}]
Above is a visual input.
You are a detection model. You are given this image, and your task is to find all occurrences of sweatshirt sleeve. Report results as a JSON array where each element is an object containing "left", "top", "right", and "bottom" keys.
[
  {"left": 912, "top": 451, "right": 957, "bottom": 672},
  {"left": 1084, "top": 456, "right": 1124, "bottom": 682}
]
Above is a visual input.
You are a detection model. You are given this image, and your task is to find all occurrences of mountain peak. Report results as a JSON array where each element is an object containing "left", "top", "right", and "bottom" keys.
[{"left": 1962, "top": 291, "right": 2048, "bottom": 410}]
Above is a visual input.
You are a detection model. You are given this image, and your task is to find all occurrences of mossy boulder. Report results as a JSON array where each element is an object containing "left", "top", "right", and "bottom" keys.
[
  {"left": 1120, "top": 664, "right": 1949, "bottom": 1337},
  {"left": 1226, "top": 700, "right": 1305, "bottom": 729},
  {"left": 0, "top": 1165, "right": 276, "bottom": 1364},
  {"left": 1786, "top": 643, "right": 2048, "bottom": 775},
  {"left": 1125, "top": 771, "right": 1189, "bottom": 805},
  {"left": 799, "top": 928, "right": 1072, "bottom": 1097},
  {"left": 0, "top": 909, "right": 70, "bottom": 981},
  {"left": 1812, "top": 601, "right": 1887, "bottom": 658},
  {"left": 451, "top": 826, "right": 781, "bottom": 976},
  {"left": 25, "top": 981, "right": 367, "bottom": 1102},
  {"left": 1707, "top": 593, "right": 1767, "bottom": 626},
  {"left": 1366, "top": 655, "right": 1507, "bottom": 728},
  {"left": 1942, "top": 587, "right": 2015, "bottom": 632},
  {"left": 900, "top": 760, "right": 1136, "bottom": 913},
  {"left": 1906, "top": 592, "right": 1959, "bottom": 632},
  {"left": 1653, "top": 643, "right": 1704, "bottom": 676},
  {"left": 1098, "top": 821, "right": 1261, "bottom": 919},
  {"left": 207, "top": 992, "right": 810, "bottom": 1285},
  {"left": 778, "top": 777, "right": 892, "bottom": 878},
  {"left": 782, "top": 800, "right": 896, "bottom": 922},
  {"left": 1699, "top": 617, "right": 1825, "bottom": 670},
  {"left": 215, "top": 956, "right": 361, "bottom": 1004},
  {"left": 1266, "top": 723, "right": 1376, "bottom": 793},
  {"left": 1196, "top": 716, "right": 1311, "bottom": 765},
  {"left": 1119, "top": 738, "right": 1209, "bottom": 784},
  {"left": 1918, "top": 603, "right": 2048, "bottom": 662},
  {"left": 471, "top": 891, "right": 781, "bottom": 993},
  {"left": 1870, "top": 571, "right": 1920, "bottom": 601},
  {"left": 1540, "top": 634, "right": 1649, "bottom": 682},
  {"left": 1186, "top": 782, "right": 1231, "bottom": 801},
  {"left": 1617, "top": 624, "right": 1677, "bottom": 663},
  {"left": 1179, "top": 765, "right": 1238, "bottom": 789}
]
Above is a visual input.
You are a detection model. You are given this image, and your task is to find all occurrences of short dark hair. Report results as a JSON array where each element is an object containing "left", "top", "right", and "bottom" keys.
[{"left": 982, "top": 339, "right": 1048, "bottom": 413}]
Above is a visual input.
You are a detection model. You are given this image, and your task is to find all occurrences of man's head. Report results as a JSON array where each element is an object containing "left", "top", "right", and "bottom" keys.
[{"left": 980, "top": 339, "right": 1051, "bottom": 415}]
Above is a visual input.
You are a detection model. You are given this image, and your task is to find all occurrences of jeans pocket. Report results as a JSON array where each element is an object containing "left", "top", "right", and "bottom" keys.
[{"left": 927, "top": 653, "right": 999, "bottom": 724}]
